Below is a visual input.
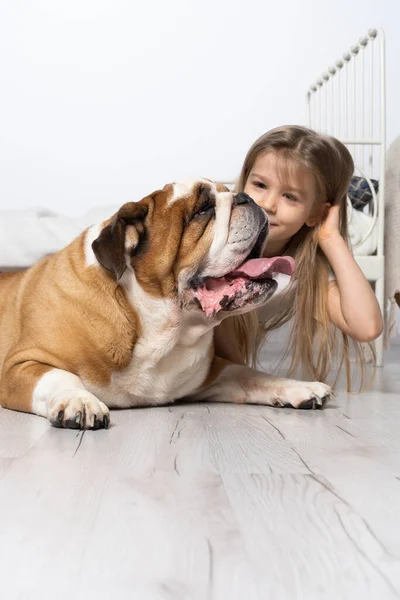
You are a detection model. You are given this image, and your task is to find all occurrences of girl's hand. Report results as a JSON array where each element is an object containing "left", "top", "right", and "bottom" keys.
[{"left": 318, "top": 202, "right": 341, "bottom": 246}]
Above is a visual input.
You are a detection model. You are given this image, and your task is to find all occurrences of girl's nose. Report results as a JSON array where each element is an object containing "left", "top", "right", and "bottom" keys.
[{"left": 260, "top": 191, "right": 277, "bottom": 214}]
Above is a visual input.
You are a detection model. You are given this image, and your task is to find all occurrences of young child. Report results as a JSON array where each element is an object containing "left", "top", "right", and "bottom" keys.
[{"left": 214, "top": 125, "right": 383, "bottom": 385}]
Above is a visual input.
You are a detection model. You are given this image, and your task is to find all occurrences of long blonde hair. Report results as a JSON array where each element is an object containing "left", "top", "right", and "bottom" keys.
[{"left": 231, "top": 125, "right": 374, "bottom": 389}]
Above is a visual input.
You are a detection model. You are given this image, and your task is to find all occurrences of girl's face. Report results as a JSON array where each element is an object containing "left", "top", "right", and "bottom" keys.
[{"left": 244, "top": 152, "right": 322, "bottom": 257}]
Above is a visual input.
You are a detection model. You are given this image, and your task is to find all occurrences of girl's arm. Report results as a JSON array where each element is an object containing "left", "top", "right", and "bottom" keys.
[
  {"left": 214, "top": 319, "right": 246, "bottom": 365},
  {"left": 319, "top": 205, "right": 383, "bottom": 342}
]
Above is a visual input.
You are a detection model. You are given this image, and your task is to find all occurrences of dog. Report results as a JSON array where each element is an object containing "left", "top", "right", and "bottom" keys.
[{"left": 0, "top": 179, "right": 331, "bottom": 429}]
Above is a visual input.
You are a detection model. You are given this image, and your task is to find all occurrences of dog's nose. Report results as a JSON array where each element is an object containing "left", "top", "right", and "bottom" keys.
[{"left": 234, "top": 192, "right": 255, "bottom": 206}]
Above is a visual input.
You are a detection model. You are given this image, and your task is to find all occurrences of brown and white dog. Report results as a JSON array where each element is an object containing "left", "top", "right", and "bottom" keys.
[{"left": 0, "top": 179, "right": 332, "bottom": 429}]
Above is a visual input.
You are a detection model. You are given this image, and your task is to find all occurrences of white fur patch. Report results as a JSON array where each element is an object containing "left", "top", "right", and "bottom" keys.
[
  {"left": 193, "top": 363, "right": 331, "bottom": 408},
  {"left": 84, "top": 270, "right": 213, "bottom": 408},
  {"left": 32, "top": 368, "right": 89, "bottom": 417},
  {"left": 32, "top": 368, "right": 109, "bottom": 427},
  {"left": 84, "top": 224, "right": 102, "bottom": 267},
  {"left": 169, "top": 178, "right": 215, "bottom": 205},
  {"left": 207, "top": 191, "right": 234, "bottom": 261}
]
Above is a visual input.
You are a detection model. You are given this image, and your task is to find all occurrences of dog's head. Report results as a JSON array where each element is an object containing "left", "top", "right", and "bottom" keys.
[{"left": 92, "top": 179, "right": 294, "bottom": 320}]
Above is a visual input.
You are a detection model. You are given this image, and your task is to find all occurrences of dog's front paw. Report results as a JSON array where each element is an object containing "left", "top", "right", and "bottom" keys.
[
  {"left": 276, "top": 381, "right": 332, "bottom": 410},
  {"left": 47, "top": 390, "right": 110, "bottom": 430}
]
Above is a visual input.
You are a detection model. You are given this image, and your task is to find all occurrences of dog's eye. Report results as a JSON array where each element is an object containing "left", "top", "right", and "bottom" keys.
[{"left": 195, "top": 202, "right": 215, "bottom": 217}]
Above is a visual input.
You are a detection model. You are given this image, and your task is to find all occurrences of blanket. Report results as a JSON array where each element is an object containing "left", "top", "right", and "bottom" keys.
[{"left": 0, "top": 205, "right": 119, "bottom": 269}]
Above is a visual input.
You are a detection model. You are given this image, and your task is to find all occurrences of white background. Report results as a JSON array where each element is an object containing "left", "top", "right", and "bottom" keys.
[{"left": 0, "top": 0, "right": 399, "bottom": 215}]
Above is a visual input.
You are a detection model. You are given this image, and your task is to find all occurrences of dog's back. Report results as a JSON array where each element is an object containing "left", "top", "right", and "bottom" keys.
[{"left": 0, "top": 271, "right": 28, "bottom": 370}]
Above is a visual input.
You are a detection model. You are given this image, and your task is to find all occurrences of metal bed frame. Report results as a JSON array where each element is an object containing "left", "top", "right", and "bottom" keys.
[{"left": 307, "top": 27, "right": 386, "bottom": 365}]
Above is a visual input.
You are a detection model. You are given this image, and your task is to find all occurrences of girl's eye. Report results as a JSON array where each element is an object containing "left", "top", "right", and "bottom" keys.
[
  {"left": 284, "top": 193, "right": 298, "bottom": 202},
  {"left": 253, "top": 181, "right": 267, "bottom": 190}
]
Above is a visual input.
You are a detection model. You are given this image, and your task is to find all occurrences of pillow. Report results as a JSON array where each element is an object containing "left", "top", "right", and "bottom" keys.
[{"left": 348, "top": 176, "right": 379, "bottom": 210}]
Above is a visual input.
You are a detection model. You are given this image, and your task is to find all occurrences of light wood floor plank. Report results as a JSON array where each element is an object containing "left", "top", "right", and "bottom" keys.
[
  {"left": 223, "top": 472, "right": 400, "bottom": 599},
  {"left": 0, "top": 407, "right": 49, "bottom": 459},
  {"left": 0, "top": 344, "right": 399, "bottom": 598}
]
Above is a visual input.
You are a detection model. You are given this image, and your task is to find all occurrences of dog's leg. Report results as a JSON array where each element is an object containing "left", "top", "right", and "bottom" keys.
[
  {"left": 193, "top": 357, "right": 332, "bottom": 409},
  {"left": 0, "top": 364, "right": 110, "bottom": 429}
]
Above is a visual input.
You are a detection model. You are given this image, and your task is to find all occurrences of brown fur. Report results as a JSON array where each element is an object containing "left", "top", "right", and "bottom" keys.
[
  {"left": 0, "top": 181, "right": 216, "bottom": 415},
  {"left": 0, "top": 233, "right": 139, "bottom": 412}
]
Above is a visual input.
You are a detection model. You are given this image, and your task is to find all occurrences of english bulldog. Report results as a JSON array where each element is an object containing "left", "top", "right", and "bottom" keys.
[{"left": 0, "top": 180, "right": 332, "bottom": 429}]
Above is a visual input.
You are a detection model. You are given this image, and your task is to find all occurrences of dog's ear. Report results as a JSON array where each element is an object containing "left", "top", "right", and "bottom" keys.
[{"left": 92, "top": 201, "right": 149, "bottom": 279}]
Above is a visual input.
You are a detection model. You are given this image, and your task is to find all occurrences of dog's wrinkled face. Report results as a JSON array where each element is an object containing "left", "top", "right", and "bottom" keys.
[{"left": 92, "top": 179, "right": 294, "bottom": 319}]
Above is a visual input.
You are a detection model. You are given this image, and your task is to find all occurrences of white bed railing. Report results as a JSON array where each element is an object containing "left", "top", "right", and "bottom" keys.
[{"left": 307, "top": 28, "right": 386, "bottom": 366}]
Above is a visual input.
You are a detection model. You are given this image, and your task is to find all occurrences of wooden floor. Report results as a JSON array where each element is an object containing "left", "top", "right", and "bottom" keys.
[{"left": 1, "top": 342, "right": 400, "bottom": 600}]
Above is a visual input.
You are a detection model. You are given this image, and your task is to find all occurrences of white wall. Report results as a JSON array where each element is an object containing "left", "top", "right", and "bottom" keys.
[{"left": 0, "top": 0, "right": 399, "bottom": 215}]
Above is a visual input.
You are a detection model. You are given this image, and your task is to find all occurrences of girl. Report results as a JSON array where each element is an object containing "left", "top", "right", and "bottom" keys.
[{"left": 214, "top": 125, "right": 383, "bottom": 387}]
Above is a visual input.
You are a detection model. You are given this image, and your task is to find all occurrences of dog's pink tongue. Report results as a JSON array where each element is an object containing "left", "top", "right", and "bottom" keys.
[{"left": 229, "top": 256, "right": 295, "bottom": 279}]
